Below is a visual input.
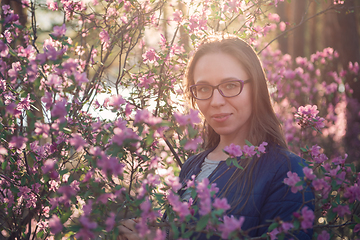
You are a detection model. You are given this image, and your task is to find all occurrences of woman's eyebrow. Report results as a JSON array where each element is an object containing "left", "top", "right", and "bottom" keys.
[{"left": 195, "top": 77, "right": 239, "bottom": 85}]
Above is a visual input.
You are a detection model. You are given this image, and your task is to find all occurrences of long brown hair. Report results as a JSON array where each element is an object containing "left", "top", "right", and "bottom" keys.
[{"left": 184, "top": 34, "right": 289, "bottom": 213}]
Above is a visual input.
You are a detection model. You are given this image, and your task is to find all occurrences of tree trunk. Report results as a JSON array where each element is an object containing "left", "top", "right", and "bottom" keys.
[
  {"left": 334, "top": 0, "right": 360, "bottom": 162},
  {"left": 291, "top": 0, "right": 307, "bottom": 58}
]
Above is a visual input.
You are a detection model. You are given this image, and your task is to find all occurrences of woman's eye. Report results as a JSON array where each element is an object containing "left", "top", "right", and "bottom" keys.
[
  {"left": 198, "top": 86, "right": 211, "bottom": 92},
  {"left": 224, "top": 83, "right": 237, "bottom": 89}
]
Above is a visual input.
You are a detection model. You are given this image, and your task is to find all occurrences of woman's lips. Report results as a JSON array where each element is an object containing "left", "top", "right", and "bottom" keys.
[{"left": 211, "top": 113, "right": 231, "bottom": 122}]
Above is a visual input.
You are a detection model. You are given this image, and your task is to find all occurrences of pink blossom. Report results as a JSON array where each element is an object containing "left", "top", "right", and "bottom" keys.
[
  {"left": 0, "top": 79, "right": 6, "bottom": 91},
  {"left": 139, "top": 197, "right": 160, "bottom": 222},
  {"left": 344, "top": 183, "right": 360, "bottom": 203},
  {"left": 125, "top": 103, "right": 134, "bottom": 116},
  {"left": 82, "top": 200, "right": 93, "bottom": 216},
  {"left": 312, "top": 178, "right": 330, "bottom": 198},
  {"left": 142, "top": 48, "right": 159, "bottom": 63},
  {"left": 242, "top": 145, "right": 257, "bottom": 157},
  {"left": 172, "top": 9, "right": 183, "bottom": 23},
  {"left": 354, "top": 224, "right": 360, "bottom": 232},
  {"left": 108, "top": 94, "right": 126, "bottom": 109},
  {"left": 79, "top": 215, "right": 97, "bottom": 229},
  {"left": 300, "top": 206, "right": 315, "bottom": 230},
  {"left": 174, "top": 109, "right": 201, "bottom": 127},
  {"left": 223, "top": 0, "right": 239, "bottom": 12},
  {"left": 97, "top": 155, "right": 124, "bottom": 177},
  {"left": 0, "top": 40, "right": 9, "bottom": 57},
  {"left": 42, "top": 159, "right": 56, "bottom": 174},
  {"left": 2, "top": 5, "right": 12, "bottom": 15},
  {"left": 46, "top": 0, "right": 58, "bottom": 10},
  {"left": 18, "top": 45, "right": 36, "bottom": 59},
  {"left": 213, "top": 198, "right": 230, "bottom": 211},
  {"left": 8, "top": 61, "right": 21, "bottom": 79},
  {"left": 257, "top": 142, "right": 268, "bottom": 154},
  {"left": 333, "top": 205, "right": 351, "bottom": 217},
  {"left": 188, "top": 14, "right": 207, "bottom": 33},
  {"left": 51, "top": 99, "right": 67, "bottom": 120},
  {"left": 184, "top": 137, "right": 202, "bottom": 151},
  {"left": 111, "top": 127, "right": 139, "bottom": 146},
  {"left": 52, "top": 24, "right": 66, "bottom": 37},
  {"left": 217, "top": 215, "right": 245, "bottom": 239},
  {"left": 34, "top": 122, "right": 50, "bottom": 138},
  {"left": 309, "top": 145, "right": 321, "bottom": 157},
  {"left": 349, "top": 61, "right": 359, "bottom": 74},
  {"left": 297, "top": 105, "right": 319, "bottom": 116},
  {"left": 69, "top": 133, "right": 88, "bottom": 151},
  {"left": 99, "top": 30, "right": 110, "bottom": 50},
  {"left": 167, "top": 191, "right": 191, "bottom": 220},
  {"left": 42, "top": 91, "right": 53, "bottom": 110},
  {"left": 273, "top": 0, "right": 285, "bottom": 7},
  {"left": 49, "top": 215, "right": 63, "bottom": 234},
  {"left": 105, "top": 212, "right": 116, "bottom": 231},
  {"left": 9, "top": 136, "right": 28, "bottom": 149},
  {"left": 6, "top": 102, "right": 21, "bottom": 118},
  {"left": 303, "top": 167, "right": 316, "bottom": 180},
  {"left": 224, "top": 143, "right": 242, "bottom": 158},
  {"left": 268, "top": 13, "right": 280, "bottom": 22},
  {"left": 332, "top": 154, "right": 347, "bottom": 165},
  {"left": 75, "top": 228, "right": 95, "bottom": 240},
  {"left": 283, "top": 171, "right": 303, "bottom": 193},
  {"left": 313, "top": 153, "right": 328, "bottom": 164},
  {"left": 154, "top": 229, "right": 166, "bottom": 240},
  {"left": 74, "top": 72, "right": 89, "bottom": 86},
  {"left": 17, "top": 94, "right": 32, "bottom": 110},
  {"left": 269, "top": 227, "right": 279, "bottom": 240},
  {"left": 138, "top": 75, "right": 154, "bottom": 89},
  {"left": 134, "top": 109, "right": 162, "bottom": 125},
  {"left": 281, "top": 222, "right": 294, "bottom": 232},
  {"left": 18, "top": 186, "right": 31, "bottom": 198},
  {"left": 317, "top": 230, "right": 330, "bottom": 240},
  {"left": 165, "top": 174, "right": 182, "bottom": 192},
  {"left": 196, "top": 178, "right": 212, "bottom": 216},
  {"left": 0, "top": 146, "right": 8, "bottom": 155}
]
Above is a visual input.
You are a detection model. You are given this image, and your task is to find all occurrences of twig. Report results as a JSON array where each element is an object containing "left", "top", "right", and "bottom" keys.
[{"left": 258, "top": 3, "right": 338, "bottom": 54}]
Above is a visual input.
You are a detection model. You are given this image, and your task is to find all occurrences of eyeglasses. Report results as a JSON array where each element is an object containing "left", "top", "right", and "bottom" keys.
[{"left": 190, "top": 79, "right": 251, "bottom": 100}]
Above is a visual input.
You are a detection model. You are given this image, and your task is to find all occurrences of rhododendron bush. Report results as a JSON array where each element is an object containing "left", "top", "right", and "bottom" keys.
[{"left": 0, "top": 0, "right": 359, "bottom": 239}]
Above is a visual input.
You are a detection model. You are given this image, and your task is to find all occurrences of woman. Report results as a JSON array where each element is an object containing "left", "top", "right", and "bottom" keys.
[
  {"left": 120, "top": 34, "right": 314, "bottom": 239},
  {"left": 178, "top": 34, "right": 314, "bottom": 239}
]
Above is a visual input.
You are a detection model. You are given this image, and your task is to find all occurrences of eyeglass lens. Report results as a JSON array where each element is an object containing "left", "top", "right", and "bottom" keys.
[{"left": 192, "top": 81, "right": 243, "bottom": 100}]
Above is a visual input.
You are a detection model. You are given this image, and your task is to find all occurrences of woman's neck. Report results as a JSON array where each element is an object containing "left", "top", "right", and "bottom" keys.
[{"left": 207, "top": 137, "right": 246, "bottom": 161}]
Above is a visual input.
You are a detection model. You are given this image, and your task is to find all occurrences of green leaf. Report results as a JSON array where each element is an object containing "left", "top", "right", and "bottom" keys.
[
  {"left": 268, "top": 222, "right": 279, "bottom": 231},
  {"left": 300, "top": 147, "right": 308, "bottom": 152},
  {"left": 232, "top": 159, "right": 243, "bottom": 170},
  {"left": 2, "top": 160, "right": 7, "bottom": 170},
  {"left": 327, "top": 210, "right": 337, "bottom": 222},
  {"left": 60, "top": 211, "right": 72, "bottom": 224},
  {"left": 354, "top": 214, "right": 360, "bottom": 224},
  {"left": 293, "top": 220, "right": 300, "bottom": 229},
  {"left": 182, "top": 230, "right": 193, "bottom": 238},
  {"left": 171, "top": 223, "right": 179, "bottom": 239},
  {"left": 295, "top": 181, "right": 304, "bottom": 187},
  {"left": 245, "top": 139, "right": 252, "bottom": 146},
  {"left": 67, "top": 225, "right": 81, "bottom": 232},
  {"left": 36, "top": 231, "right": 44, "bottom": 238},
  {"left": 196, "top": 215, "right": 209, "bottom": 231}
]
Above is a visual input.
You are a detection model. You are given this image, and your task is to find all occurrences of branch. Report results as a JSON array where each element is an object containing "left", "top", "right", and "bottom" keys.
[{"left": 257, "top": 3, "right": 340, "bottom": 54}]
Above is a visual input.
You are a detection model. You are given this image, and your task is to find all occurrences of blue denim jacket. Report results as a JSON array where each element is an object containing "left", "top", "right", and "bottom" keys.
[{"left": 178, "top": 143, "right": 315, "bottom": 239}]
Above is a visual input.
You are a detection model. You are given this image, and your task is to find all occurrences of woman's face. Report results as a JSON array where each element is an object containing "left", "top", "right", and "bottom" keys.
[{"left": 193, "top": 52, "right": 252, "bottom": 144}]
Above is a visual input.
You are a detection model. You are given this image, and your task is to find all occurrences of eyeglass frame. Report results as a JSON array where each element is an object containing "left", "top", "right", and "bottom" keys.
[{"left": 190, "top": 79, "right": 251, "bottom": 100}]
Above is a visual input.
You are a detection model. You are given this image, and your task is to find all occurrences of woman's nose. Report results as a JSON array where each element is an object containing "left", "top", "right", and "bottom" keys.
[{"left": 210, "top": 89, "right": 226, "bottom": 107}]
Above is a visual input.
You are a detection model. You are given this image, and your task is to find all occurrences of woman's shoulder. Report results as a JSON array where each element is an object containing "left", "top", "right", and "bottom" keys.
[{"left": 261, "top": 144, "right": 306, "bottom": 177}]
